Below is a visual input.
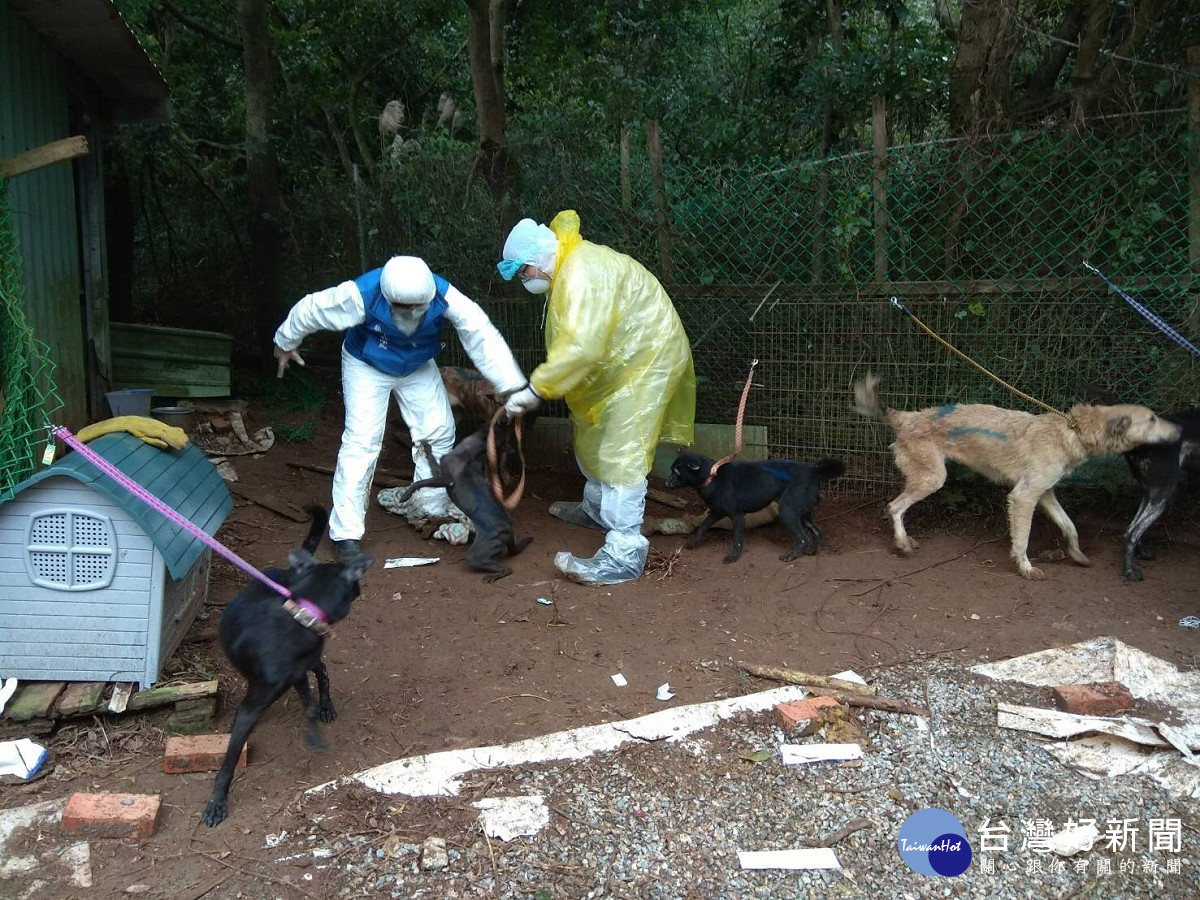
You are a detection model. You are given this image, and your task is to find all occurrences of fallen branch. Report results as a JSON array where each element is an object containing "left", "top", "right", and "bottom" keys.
[
  {"left": 286, "top": 460, "right": 411, "bottom": 487},
  {"left": 737, "top": 661, "right": 877, "bottom": 695},
  {"left": 807, "top": 687, "right": 930, "bottom": 718},
  {"left": 818, "top": 816, "right": 873, "bottom": 848}
]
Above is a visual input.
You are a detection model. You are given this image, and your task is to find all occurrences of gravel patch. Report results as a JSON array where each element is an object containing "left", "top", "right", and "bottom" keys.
[{"left": 294, "top": 657, "right": 1200, "bottom": 898}]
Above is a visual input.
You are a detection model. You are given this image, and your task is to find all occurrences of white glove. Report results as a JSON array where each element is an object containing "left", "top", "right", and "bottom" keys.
[{"left": 504, "top": 384, "right": 541, "bottom": 419}]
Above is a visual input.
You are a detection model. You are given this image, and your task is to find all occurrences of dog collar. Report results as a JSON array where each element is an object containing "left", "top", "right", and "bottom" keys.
[{"left": 283, "top": 598, "right": 330, "bottom": 635}]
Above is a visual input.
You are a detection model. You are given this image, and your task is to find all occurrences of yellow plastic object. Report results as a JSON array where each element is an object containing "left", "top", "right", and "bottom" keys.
[
  {"left": 529, "top": 210, "right": 696, "bottom": 485},
  {"left": 76, "top": 415, "right": 190, "bottom": 451}
]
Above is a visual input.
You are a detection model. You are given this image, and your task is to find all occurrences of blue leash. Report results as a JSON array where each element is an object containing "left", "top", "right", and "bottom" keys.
[{"left": 1085, "top": 261, "right": 1200, "bottom": 357}]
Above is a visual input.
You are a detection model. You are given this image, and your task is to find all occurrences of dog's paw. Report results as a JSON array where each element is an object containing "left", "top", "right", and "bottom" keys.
[
  {"left": 722, "top": 552, "right": 741, "bottom": 564},
  {"left": 318, "top": 702, "right": 337, "bottom": 724},
  {"left": 1021, "top": 565, "right": 1047, "bottom": 581},
  {"left": 779, "top": 550, "right": 802, "bottom": 562},
  {"left": 202, "top": 799, "right": 228, "bottom": 828},
  {"left": 685, "top": 536, "right": 703, "bottom": 550},
  {"left": 1124, "top": 566, "right": 1145, "bottom": 582},
  {"left": 307, "top": 731, "right": 328, "bottom": 752}
]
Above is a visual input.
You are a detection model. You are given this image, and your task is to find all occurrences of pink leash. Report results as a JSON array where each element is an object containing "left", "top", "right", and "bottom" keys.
[{"left": 50, "top": 425, "right": 294, "bottom": 600}]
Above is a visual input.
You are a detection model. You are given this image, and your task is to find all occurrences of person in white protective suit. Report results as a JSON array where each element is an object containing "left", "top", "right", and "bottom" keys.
[
  {"left": 273, "top": 256, "right": 526, "bottom": 561},
  {"left": 496, "top": 210, "right": 696, "bottom": 585}
]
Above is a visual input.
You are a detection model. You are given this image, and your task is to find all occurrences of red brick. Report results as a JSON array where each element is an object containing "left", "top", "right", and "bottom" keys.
[
  {"left": 774, "top": 696, "right": 843, "bottom": 735},
  {"left": 163, "top": 734, "right": 245, "bottom": 774},
  {"left": 1052, "top": 682, "right": 1134, "bottom": 717},
  {"left": 61, "top": 792, "right": 161, "bottom": 839}
]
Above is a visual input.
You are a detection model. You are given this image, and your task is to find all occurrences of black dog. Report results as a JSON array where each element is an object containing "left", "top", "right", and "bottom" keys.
[
  {"left": 1120, "top": 408, "right": 1200, "bottom": 581},
  {"left": 399, "top": 419, "right": 533, "bottom": 581},
  {"left": 203, "top": 506, "right": 373, "bottom": 827},
  {"left": 667, "top": 450, "right": 844, "bottom": 563}
]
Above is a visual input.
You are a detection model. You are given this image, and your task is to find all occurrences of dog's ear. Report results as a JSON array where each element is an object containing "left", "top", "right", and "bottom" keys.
[
  {"left": 340, "top": 553, "right": 375, "bottom": 583},
  {"left": 1105, "top": 414, "right": 1131, "bottom": 439},
  {"left": 288, "top": 547, "right": 318, "bottom": 574}
]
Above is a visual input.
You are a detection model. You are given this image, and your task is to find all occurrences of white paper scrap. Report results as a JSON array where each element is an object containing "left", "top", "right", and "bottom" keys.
[
  {"left": 384, "top": 557, "right": 440, "bottom": 569},
  {"left": 656, "top": 683, "right": 676, "bottom": 701},
  {"left": 780, "top": 743, "right": 863, "bottom": 765},
  {"left": 611, "top": 674, "right": 628, "bottom": 687},
  {"left": 0, "top": 739, "right": 48, "bottom": 780},
  {"left": 738, "top": 848, "right": 841, "bottom": 870},
  {"left": 473, "top": 795, "right": 549, "bottom": 841}
]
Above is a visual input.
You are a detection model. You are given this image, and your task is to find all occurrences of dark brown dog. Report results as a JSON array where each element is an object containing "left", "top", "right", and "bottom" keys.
[{"left": 440, "top": 366, "right": 503, "bottom": 432}]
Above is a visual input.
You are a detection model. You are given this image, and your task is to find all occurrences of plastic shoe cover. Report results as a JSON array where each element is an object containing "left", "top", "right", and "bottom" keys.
[
  {"left": 549, "top": 501, "right": 605, "bottom": 531},
  {"left": 554, "top": 533, "right": 648, "bottom": 585}
]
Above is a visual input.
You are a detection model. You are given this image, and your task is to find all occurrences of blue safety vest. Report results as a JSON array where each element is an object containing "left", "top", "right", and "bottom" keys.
[{"left": 342, "top": 268, "right": 450, "bottom": 376}]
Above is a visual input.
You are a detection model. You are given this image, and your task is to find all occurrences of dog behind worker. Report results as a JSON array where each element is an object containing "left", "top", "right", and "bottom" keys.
[
  {"left": 667, "top": 449, "right": 844, "bottom": 563},
  {"left": 853, "top": 373, "right": 1182, "bottom": 580},
  {"left": 398, "top": 413, "right": 534, "bottom": 581}
]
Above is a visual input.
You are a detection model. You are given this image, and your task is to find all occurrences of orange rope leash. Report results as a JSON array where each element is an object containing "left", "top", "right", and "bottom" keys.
[
  {"left": 486, "top": 407, "right": 526, "bottom": 512},
  {"left": 704, "top": 359, "right": 759, "bottom": 485}
]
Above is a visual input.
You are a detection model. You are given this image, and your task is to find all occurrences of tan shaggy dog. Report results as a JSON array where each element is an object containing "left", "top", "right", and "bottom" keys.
[{"left": 853, "top": 373, "right": 1181, "bottom": 580}]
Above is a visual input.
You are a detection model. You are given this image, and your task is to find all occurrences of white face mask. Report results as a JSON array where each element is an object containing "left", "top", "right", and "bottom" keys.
[
  {"left": 390, "top": 303, "right": 427, "bottom": 335},
  {"left": 521, "top": 277, "right": 551, "bottom": 295}
]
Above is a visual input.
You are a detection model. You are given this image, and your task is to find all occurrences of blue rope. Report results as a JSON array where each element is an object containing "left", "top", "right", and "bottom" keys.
[{"left": 1085, "top": 261, "right": 1200, "bottom": 357}]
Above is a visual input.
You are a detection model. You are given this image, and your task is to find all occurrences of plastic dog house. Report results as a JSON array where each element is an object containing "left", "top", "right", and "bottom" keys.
[{"left": 0, "top": 433, "right": 232, "bottom": 687}]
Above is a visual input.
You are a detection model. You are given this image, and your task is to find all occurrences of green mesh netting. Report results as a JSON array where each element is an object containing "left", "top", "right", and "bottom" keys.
[{"left": 1, "top": 177, "right": 63, "bottom": 502}]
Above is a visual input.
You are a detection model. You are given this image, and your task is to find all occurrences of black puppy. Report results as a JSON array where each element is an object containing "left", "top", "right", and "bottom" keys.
[
  {"left": 202, "top": 506, "right": 373, "bottom": 827},
  {"left": 399, "top": 420, "right": 532, "bottom": 581},
  {"left": 667, "top": 449, "right": 844, "bottom": 563},
  {"left": 1121, "top": 408, "right": 1200, "bottom": 581}
]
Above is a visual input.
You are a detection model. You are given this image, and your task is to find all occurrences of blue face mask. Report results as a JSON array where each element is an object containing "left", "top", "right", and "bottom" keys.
[{"left": 496, "top": 258, "right": 524, "bottom": 281}]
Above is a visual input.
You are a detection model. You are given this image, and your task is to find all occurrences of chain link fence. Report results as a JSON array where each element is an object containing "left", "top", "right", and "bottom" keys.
[
  {"left": 115, "top": 111, "right": 1196, "bottom": 495},
  {"left": 1, "top": 178, "right": 63, "bottom": 501},
  {"left": 357, "top": 118, "right": 1193, "bottom": 494}
]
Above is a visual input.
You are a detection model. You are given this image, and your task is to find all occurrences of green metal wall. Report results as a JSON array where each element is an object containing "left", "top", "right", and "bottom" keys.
[{"left": 1, "top": 2, "right": 87, "bottom": 428}]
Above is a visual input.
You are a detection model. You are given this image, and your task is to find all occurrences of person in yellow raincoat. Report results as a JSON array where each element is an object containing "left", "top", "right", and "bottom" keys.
[{"left": 497, "top": 210, "right": 696, "bottom": 584}]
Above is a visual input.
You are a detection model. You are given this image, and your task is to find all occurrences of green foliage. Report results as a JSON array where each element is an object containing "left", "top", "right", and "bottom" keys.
[
  {"left": 240, "top": 373, "right": 327, "bottom": 415},
  {"left": 272, "top": 420, "right": 316, "bottom": 443}
]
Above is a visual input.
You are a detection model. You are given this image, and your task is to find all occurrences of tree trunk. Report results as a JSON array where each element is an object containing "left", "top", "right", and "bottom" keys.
[
  {"left": 465, "top": 0, "right": 520, "bottom": 239},
  {"left": 948, "top": 0, "right": 1018, "bottom": 134},
  {"left": 239, "top": 0, "right": 282, "bottom": 352},
  {"left": 1014, "top": 0, "right": 1085, "bottom": 121}
]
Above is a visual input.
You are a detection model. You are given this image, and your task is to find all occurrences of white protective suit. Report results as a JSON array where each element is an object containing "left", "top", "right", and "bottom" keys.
[
  {"left": 499, "top": 211, "right": 696, "bottom": 585},
  {"left": 274, "top": 263, "right": 525, "bottom": 542}
]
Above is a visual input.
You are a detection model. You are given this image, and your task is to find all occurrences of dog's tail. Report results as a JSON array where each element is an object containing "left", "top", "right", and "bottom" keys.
[
  {"left": 301, "top": 505, "right": 329, "bottom": 554},
  {"left": 811, "top": 458, "right": 846, "bottom": 482},
  {"left": 852, "top": 372, "right": 887, "bottom": 422}
]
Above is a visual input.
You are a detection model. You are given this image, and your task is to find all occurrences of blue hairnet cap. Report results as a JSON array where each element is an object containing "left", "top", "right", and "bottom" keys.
[{"left": 496, "top": 258, "right": 523, "bottom": 281}]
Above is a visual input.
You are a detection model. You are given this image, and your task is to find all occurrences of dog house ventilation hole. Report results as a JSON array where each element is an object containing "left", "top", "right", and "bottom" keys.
[{"left": 26, "top": 510, "right": 117, "bottom": 591}]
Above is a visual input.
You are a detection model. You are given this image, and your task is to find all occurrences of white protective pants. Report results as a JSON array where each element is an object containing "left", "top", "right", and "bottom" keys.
[
  {"left": 554, "top": 472, "right": 649, "bottom": 585},
  {"left": 329, "top": 350, "right": 455, "bottom": 541}
]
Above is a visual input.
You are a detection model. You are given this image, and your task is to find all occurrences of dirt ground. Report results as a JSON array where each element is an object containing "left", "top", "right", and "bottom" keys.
[{"left": 4, "top": 388, "right": 1200, "bottom": 898}]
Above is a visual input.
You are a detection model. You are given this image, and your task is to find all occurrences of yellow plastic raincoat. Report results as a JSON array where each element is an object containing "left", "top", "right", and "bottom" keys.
[{"left": 528, "top": 210, "right": 696, "bottom": 485}]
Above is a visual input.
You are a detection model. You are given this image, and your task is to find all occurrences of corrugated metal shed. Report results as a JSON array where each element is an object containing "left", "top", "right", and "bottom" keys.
[
  {"left": 1, "top": 1, "right": 87, "bottom": 427},
  {"left": 11, "top": 433, "right": 232, "bottom": 580},
  {"left": 1, "top": 0, "right": 169, "bottom": 430}
]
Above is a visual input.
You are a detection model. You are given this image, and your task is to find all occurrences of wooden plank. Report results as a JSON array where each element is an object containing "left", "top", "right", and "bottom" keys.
[
  {"left": 3, "top": 682, "right": 65, "bottom": 721},
  {"left": 126, "top": 679, "right": 219, "bottom": 711},
  {"left": 0, "top": 717, "right": 53, "bottom": 738},
  {"left": 0, "top": 135, "right": 89, "bottom": 179},
  {"left": 227, "top": 482, "right": 309, "bottom": 522},
  {"left": 646, "top": 488, "right": 687, "bottom": 510},
  {"left": 57, "top": 682, "right": 108, "bottom": 716}
]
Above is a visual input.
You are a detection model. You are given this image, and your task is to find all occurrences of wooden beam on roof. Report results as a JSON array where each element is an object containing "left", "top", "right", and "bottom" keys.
[{"left": 0, "top": 136, "right": 90, "bottom": 180}]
